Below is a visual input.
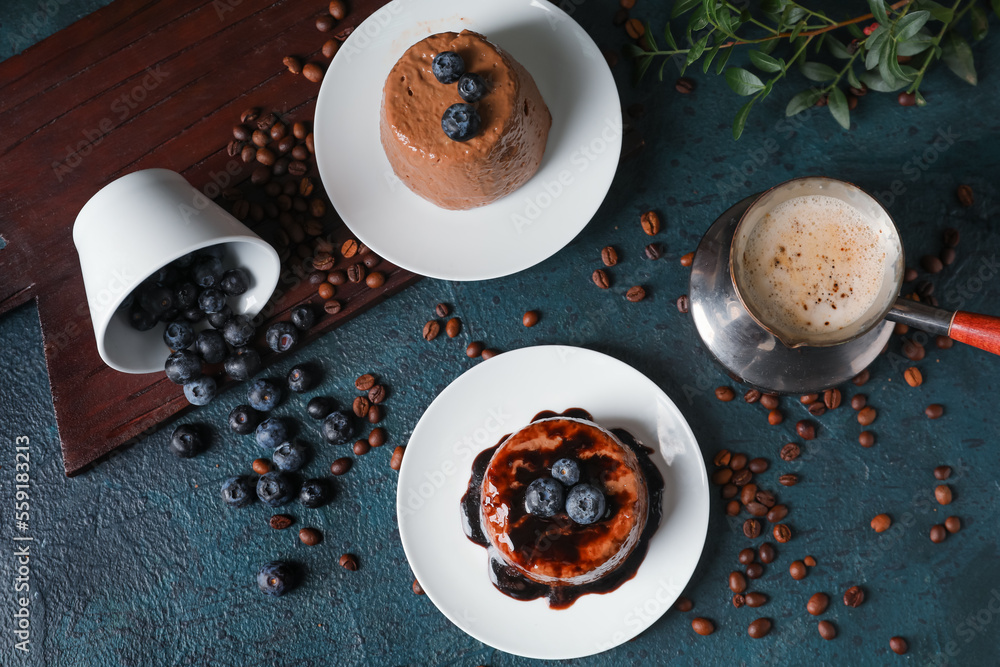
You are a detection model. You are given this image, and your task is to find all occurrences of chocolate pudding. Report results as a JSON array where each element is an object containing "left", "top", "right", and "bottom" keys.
[
  {"left": 379, "top": 30, "right": 551, "bottom": 210},
  {"left": 461, "top": 408, "right": 663, "bottom": 609}
]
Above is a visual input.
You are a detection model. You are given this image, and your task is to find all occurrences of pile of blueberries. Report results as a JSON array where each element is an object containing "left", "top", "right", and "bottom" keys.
[
  {"left": 121, "top": 245, "right": 316, "bottom": 406},
  {"left": 169, "top": 364, "right": 362, "bottom": 596},
  {"left": 524, "top": 458, "right": 608, "bottom": 525},
  {"left": 431, "top": 51, "right": 490, "bottom": 142}
]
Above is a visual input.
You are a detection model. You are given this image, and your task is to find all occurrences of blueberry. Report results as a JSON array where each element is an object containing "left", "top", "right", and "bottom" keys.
[
  {"left": 286, "top": 365, "right": 315, "bottom": 393},
  {"left": 192, "top": 255, "right": 223, "bottom": 288},
  {"left": 199, "top": 245, "right": 226, "bottom": 260},
  {"left": 207, "top": 304, "right": 233, "bottom": 329},
  {"left": 432, "top": 51, "right": 466, "bottom": 83},
  {"left": 198, "top": 287, "right": 227, "bottom": 314},
  {"left": 220, "top": 268, "right": 250, "bottom": 295},
  {"left": 169, "top": 424, "right": 205, "bottom": 458},
  {"left": 255, "top": 417, "right": 288, "bottom": 449},
  {"left": 457, "top": 72, "right": 488, "bottom": 103},
  {"left": 228, "top": 404, "right": 260, "bottom": 435},
  {"left": 225, "top": 347, "right": 261, "bottom": 381},
  {"left": 128, "top": 305, "right": 158, "bottom": 331},
  {"left": 306, "top": 396, "right": 336, "bottom": 420},
  {"left": 194, "top": 329, "right": 228, "bottom": 364},
  {"left": 153, "top": 264, "right": 180, "bottom": 286},
  {"left": 162, "top": 321, "right": 194, "bottom": 350},
  {"left": 290, "top": 304, "right": 316, "bottom": 331},
  {"left": 551, "top": 458, "right": 581, "bottom": 486},
  {"left": 322, "top": 410, "right": 357, "bottom": 445},
  {"left": 441, "top": 103, "right": 481, "bottom": 142},
  {"left": 172, "top": 252, "right": 197, "bottom": 269},
  {"left": 524, "top": 477, "right": 564, "bottom": 518},
  {"left": 565, "top": 483, "right": 606, "bottom": 525},
  {"left": 257, "top": 560, "right": 295, "bottom": 596},
  {"left": 161, "top": 308, "right": 181, "bottom": 322},
  {"left": 165, "top": 350, "right": 202, "bottom": 385},
  {"left": 272, "top": 440, "right": 310, "bottom": 472},
  {"left": 174, "top": 282, "right": 199, "bottom": 310},
  {"left": 265, "top": 321, "right": 299, "bottom": 353},
  {"left": 299, "top": 478, "right": 332, "bottom": 508},
  {"left": 247, "top": 379, "right": 281, "bottom": 411},
  {"left": 139, "top": 284, "right": 175, "bottom": 319},
  {"left": 221, "top": 476, "right": 255, "bottom": 508},
  {"left": 183, "top": 306, "right": 205, "bottom": 324},
  {"left": 183, "top": 376, "right": 217, "bottom": 406},
  {"left": 223, "top": 315, "right": 255, "bottom": 347},
  {"left": 257, "top": 471, "right": 297, "bottom": 507}
]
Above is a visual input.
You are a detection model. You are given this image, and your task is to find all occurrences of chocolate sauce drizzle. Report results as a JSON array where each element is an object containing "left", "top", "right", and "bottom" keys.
[{"left": 460, "top": 408, "right": 664, "bottom": 609}]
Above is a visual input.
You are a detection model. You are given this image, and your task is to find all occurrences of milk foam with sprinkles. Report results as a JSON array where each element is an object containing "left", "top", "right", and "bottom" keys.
[{"left": 741, "top": 195, "right": 887, "bottom": 336}]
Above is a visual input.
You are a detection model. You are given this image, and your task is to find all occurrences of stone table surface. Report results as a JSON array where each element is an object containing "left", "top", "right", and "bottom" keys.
[{"left": 2, "top": 1, "right": 1000, "bottom": 666}]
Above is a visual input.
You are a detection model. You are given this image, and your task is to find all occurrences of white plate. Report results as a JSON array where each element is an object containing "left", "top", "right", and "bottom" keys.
[
  {"left": 314, "top": 0, "right": 622, "bottom": 281},
  {"left": 396, "top": 346, "right": 710, "bottom": 660}
]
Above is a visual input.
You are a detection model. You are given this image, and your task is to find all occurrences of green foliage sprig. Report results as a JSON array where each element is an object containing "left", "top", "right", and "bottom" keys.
[{"left": 627, "top": 0, "right": 995, "bottom": 139}]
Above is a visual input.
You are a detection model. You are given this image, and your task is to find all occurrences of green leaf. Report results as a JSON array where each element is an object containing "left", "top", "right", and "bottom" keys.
[
  {"left": 970, "top": 6, "right": 989, "bottom": 42},
  {"left": 789, "top": 20, "right": 807, "bottom": 41},
  {"left": 760, "top": 0, "right": 786, "bottom": 15},
  {"left": 897, "top": 35, "right": 934, "bottom": 56},
  {"left": 894, "top": 10, "right": 930, "bottom": 41},
  {"left": 664, "top": 22, "right": 679, "bottom": 50},
  {"left": 685, "top": 33, "right": 710, "bottom": 67},
  {"left": 642, "top": 20, "right": 658, "bottom": 52},
  {"left": 725, "top": 67, "right": 765, "bottom": 95},
  {"left": 760, "top": 37, "right": 780, "bottom": 55},
  {"left": 826, "top": 36, "right": 852, "bottom": 59},
  {"left": 846, "top": 66, "right": 862, "bottom": 89},
  {"left": 623, "top": 43, "right": 647, "bottom": 58},
  {"left": 715, "top": 47, "right": 733, "bottom": 74},
  {"left": 867, "top": 0, "right": 889, "bottom": 24},
  {"left": 732, "top": 97, "right": 756, "bottom": 140},
  {"left": 800, "top": 61, "right": 838, "bottom": 82},
  {"left": 941, "top": 31, "right": 977, "bottom": 85},
  {"left": 671, "top": 0, "right": 701, "bottom": 18},
  {"left": 847, "top": 23, "right": 865, "bottom": 40},
  {"left": 749, "top": 50, "right": 783, "bottom": 73},
  {"left": 785, "top": 88, "right": 822, "bottom": 116},
  {"left": 702, "top": 42, "right": 722, "bottom": 73},
  {"left": 689, "top": 4, "right": 710, "bottom": 31},
  {"left": 760, "top": 79, "right": 775, "bottom": 99},
  {"left": 921, "top": 0, "right": 954, "bottom": 22},
  {"left": 877, "top": 38, "right": 900, "bottom": 87},
  {"left": 658, "top": 58, "right": 670, "bottom": 82},
  {"left": 633, "top": 55, "right": 655, "bottom": 86},
  {"left": 858, "top": 69, "right": 907, "bottom": 92},
  {"left": 827, "top": 86, "right": 850, "bottom": 130},
  {"left": 865, "top": 29, "right": 888, "bottom": 69}
]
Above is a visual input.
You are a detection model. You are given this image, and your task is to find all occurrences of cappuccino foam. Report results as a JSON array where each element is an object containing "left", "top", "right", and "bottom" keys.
[{"left": 740, "top": 195, "right": 887, "bottom": 337}]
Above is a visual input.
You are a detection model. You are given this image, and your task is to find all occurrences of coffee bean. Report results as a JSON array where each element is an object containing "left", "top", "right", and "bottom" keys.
[
  {"left": 767, "top": 409, "right": 783, "bottom": 425},
  {"left": 723, "top": 484, "right": 739, "bottom": 501},
  {"left": 852, "top": 369, "right": 870, "bottom": 386},
  {"left": 241, "top": 144, "right": 257, "bottom": 163},
  {"left": 789, "top": 560, "right": 807, "bottom": 580},
  {"left": 351, "top": 396, "right": 371, "bottom": 418},
  {"left": 251, "top": 165, "right": 272, "bottom": 186},
  {"left": 269, "top": 122, "right": 287, "bottom": 142},
  {"left": 303, "top": 63, "right": 324, "bottom": 83},
  {"left": 366, "top": 271, "right": 385, "bottom": 289},
  {"left": 517, "top": 310, "right": 540, "bottom": 328},
  {"left": 755, "top": 490, "right": 776, "bottom": 508},
  {"left": 676, "top": 295, "right": 690, "bottom": 313},
  {"left": 807, "top": 402, "right": 826, "bottom": 417},
  {"left": 330, "top": 457, "right": 352, "bottom": 475},
  {"left": 412, "top": 578, "right": 424, "bottom": 595},
  {"left": 748, "top": 618, "right": 771, "bottom": 638},
  {"left": 760, "top": 394, "right": 779, "bottom": 410},
  {"left": 368, "top": 427, "right": 387, "bottom": 448},
  {"left": 644, "top": 243, "right": 662, "bottom": 260},
  {"left": 367, "top": 404, "right": 383, "bottom": 424},
  {"left": 445, "top": 318, "right": 461, "bottom": 337},
  {"left": 691, "top": 618, "right": 714, "bottom": 636},
  {"left": 823, "top": 388, "right": 841, "bottom": 410},
  {"left": 312, "top": 252, "right": 335, "bottom": 272},
  {"left": 743, "top": 519, "right": 762, "bottom": 539},
  {"left": 347, "top": 263, "right": 366, "bottom": 283},
  {"left": 738, "top": 547, "right": 755, "bottom": 564},
  {"left": 780, "top": 443, "right": 800, "bottom": 461},
  {"left": 931, "top": 523, "right": 949, "bottom": 543},
  {"left": 746, "top": 502, "right": 768, "bottom": 517},
  {"left": 288, "top": 160, "right": 308, "bottom": 177},
  {"left": 919, "top": 254, "right": 944, "bottom": 274},
  {"left": 227, "top": 139, "right": 245, "bottom": 159},
  {"left": 732, "top": 593, "right": 745, "bottom": 608},
  {"left": 431, "top": 303, "right": 450, "bottom": 319},
  {"left": 625, "top": 17, "right": 645, "bottom": 39},
  {"left": 601, "top": 246, "right": 618, "bottom": 266},
  {"left": 318, "top": 283, "right": 335, "bottom": 300},
  {"left": 890, "top": 636, "right": 908, "bottom": 655},
  {"left": 748, "top": 458, "right": 768, "bottom": 474},
  {"left": 800, "top": 393, "right": 818, "bottom": 405},
  {"left": 745, "top": 592, "right": 767, "bottom": 607},
  {"left": 746, "top": 563, "right": 764, "bottom": 579},
  {"left": 353, "top": 439, "right": 370, "bottom": 456},
  {"left": 726, "top": 500, "right": 741, "bottom": 516},
  {"left": 711, "top": 468, "right": 733, "bottom": 485},
  {"left": 758, "top": 542, "right": 776, "bottom": 563},
  {"left": 740, "top": 483, "right": 757, "bottom": 505},
  {"left": 818, "top": 620, "right": 836, "bottom": 640},
  {"left": 466, "top": 341, "right": 485, "bottom": 358},
  {"left": 368, "top": 384, "right": 386, "bottom": 404},
  {"left": 273, "top": 158, "right": 289, "bottom": 177},
  {"left": 625, "top": 286, "right": 646, "bottom": 302},
  {"left": 857, "top": 406, "right": 877, "bottom": 426},
  {"left": 859, "top": 431, "right": 875, "bottom": 447},
  {"left": 232, "top": 199, "right": 250, "bottom": 221},
  {"left": 714, "top": 449, "right": 732, "bottom": 467},
  {"left": 934, "top": 484, "right": 953, "bottom": 505},
  {"left": 851, "top": 394, "right": 867, "bottom": 410},
  {"left": 612, "top": 8, "right": 628, "bottom": 25},
  {"left": 316, "top": 13, "right": 334, "bottom": 31},
  {"left": 675, "top": 77, "right": 696, "bottom": 94},
  {"left": 903, "top": 367, "right": 923, "bottom": 387},
  {"left": 640, "top": 210, "right": 661, "bottom": 235},
  {"left": 283, "top": 55, "right": 303, "bottom": 74},
  {"left": 732, "top": 469, "right": 752, "bottom": 486},
  {"left": 925, "top": 403, "right": 944, "bottom": 419},
  {"left": 945, "top": 516, "right": 961, "bottom": 533},
  {"left": 675, "top": 596, "right": 693, "bottom": 612},
  {"left": 941, "top": 228, "right": 960, "bottom": 251},
  {"left": 339, "top": 553, "right": 358, "bottom": 571},
  {"left": 269, "top": 514, "right": 293, "bottom": 530},
  {"left": 299, "top": 527, "right": 322, "bottom": 546},
  {"left": 843, "top": 585, "right": 864, "bottom": 607},
  {"left": 956, "top": 184, "right": 974, "bottom": 208},
  {"left": 744, "top": 389, "right": 761, "bottom": 404},
  {"left": 902, "top": 338, "right": 925, "bottom": 361},
  {"left": 871, "top": 513, "right": 891, "bottom": 532},
  {"left": 323, "top": 299, "right": 342, "bottom": 315},
  {"left": 328, "top": 0, "right": 347, "bottom": 18},
  {"left": 362, "top": 254, "right": 381, "bottom": 270},
  {"left": 592, "top": 269, "right": 611, "bottom": 289},
  {"left": 715, "top": 386, "right": 735, "bottom": 402},
  {"left": 894, "top": 322, "right": 910, "bottom": 336},
  {"left": 779, "top": 474, "right": 799, "bottom": 487},
  {"left": 727, "top": 453, "right": 748, "bottom": 471},
  {"left": 354, "top": 374, "right": 376, "bottom": 391},
  {"left": 251, "top": 129, "right": 270, "bottom": 147},
  {"left": 804, "top": 554, "right": 816, "bottom": 565},
  {"left": 322, "top": 38, "right": 340, "bottom": 58},
  {"left": 934, "top": 465, "right": 952, "bottom": 480},
  {"left": 773, "top": 524, "right": 791, "bottom": 543},
  {"left": 680, "top": 251, "right": 695, "bottom": 267},
  {"left": 795, "top": 420, "right": 816, "bottom": 440},
  {"left": 766, "top": 505, "right": 788, "bottom": 523},
  {"left": 256, "top": 147, "right": 276, "bottom": 166},
  {"left": 940, "top": 247, "right": 956, "bottom": 266},
  {"left": 729, "top": 571, "right": 747, "bottom": 593},
  {"left": 233, "top": 124, "right": 251, "bottom": 141},
  {"left": 251, "top": 458, "right": 272, "bottom": 475},
  {"left": 240, "top": 107, "right": 261, "bottom": 125},
  {"left": 807, "top": 592, "right": 829, "bottom": 615},
  {"left": 390, "top": 446, "right": 405, "bottom": 470},
  {"left": 422, "top": 320, "right": 441, "bottom": 341},
  {"left": 897, "top": 91, "right": 916, "bottom": 106}
]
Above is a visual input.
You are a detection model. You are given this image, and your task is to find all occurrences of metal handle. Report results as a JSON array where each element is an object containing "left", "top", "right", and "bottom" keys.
[
  {"left": 887, "top": 298, "right": 1000, "bottom": 356},
  {"left": 885, "top": 298, "right": 954, "bottom": 337}
]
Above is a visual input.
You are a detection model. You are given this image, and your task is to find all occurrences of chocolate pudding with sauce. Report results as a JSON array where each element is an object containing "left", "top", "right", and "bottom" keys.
[
  {"left": 379, "top": 30, "right": 551, "bottom": 210},
  {"left": 461, "top": 408, "right": 663, "bottom": 609}
]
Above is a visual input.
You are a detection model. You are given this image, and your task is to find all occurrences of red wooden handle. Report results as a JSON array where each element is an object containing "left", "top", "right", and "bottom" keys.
[{"left": 949, "top": 311, "right": 1000, "bottom": 355}]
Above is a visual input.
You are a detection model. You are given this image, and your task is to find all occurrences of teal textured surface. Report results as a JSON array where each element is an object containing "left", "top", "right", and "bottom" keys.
[{"left": 2, "top": 1, "right": 1000, "bottom": 665}]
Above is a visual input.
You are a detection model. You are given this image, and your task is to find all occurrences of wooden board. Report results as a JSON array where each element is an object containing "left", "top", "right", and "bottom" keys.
[{"left": 0, "top": 0, "right": 419, "bottom": 476}]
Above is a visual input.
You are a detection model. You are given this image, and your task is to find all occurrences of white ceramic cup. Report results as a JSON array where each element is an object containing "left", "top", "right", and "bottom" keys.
[{"left": 73, "top": 168, "right": 280, "bottom": 374}]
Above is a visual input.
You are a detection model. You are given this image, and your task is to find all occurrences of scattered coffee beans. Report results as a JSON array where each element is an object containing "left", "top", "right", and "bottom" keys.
[
  {"left": 467, "top": 342, "right": 485, "bottom": 358},
  {"left": 303, "top": 63, "right": 324, "bottom": 83},
  {"left": 768, "top": 409, "right": 784, "bottom": 426},
  {"left": 601, "top": 246, "right": 618, "bottom": 266},
  {"left": 353, "top": 440, "right": 370, "bottom": 456},
  {"left": 780, "top": 443, "right": 801, "bottom": 461},
  {"left": 766, "top": 505, "right": 788, "bottom": 523},
  {"left": 676, "top": 295, "right": 690, "bottom": 313},
  {"left": 738, "top": 548, "right": 755, "bottom": 565},
  {"left": 748, "top": 458, "right": 768, "bottom": 474},
  {"left": 355, "top": 374, "right": 376, "bottom": 391},
  {"left": 330, "top": 458, "right": 352, "bottom": 475},
  {"left": 368, "top": 427, "right": 387, "bottom": 447},
  {"left": 299, "top": 527, "right": 322, "bottom": 546},
  {"left": 945, "top": 516, "right": 961, "bottom": 533},
  {"left": 680, "top": 251, "right": 695, "bottom": 267},
  {"left": 956, "top": 184, "right": 974, "bottom": 208},
  {"left": 859, "top": 431, "right": 875, "bottom": 447},
  {"left": 691, "top": 618, "right": 714, "bottom": 636},
  {"left": 744, "top": 389, "right": 761, "bottom": 404},
  {"left": 269, "top": 514, "right": 293, "bottom": 530},
  {"left": 795, "top": 420, "right": 816, "bottom": 440},
  {"left": 852, "top": 369, "right": 870, "bottom": 386},
  {"left": 715, "top": 386, "right": 735, "bottom": 402},
  {"left": 745, "top": 592, "right": 767, "bottom": 607},
  {"left": 339, "top": 553, "right": 358, "bottom": 571},
  {"left": 640, "top": 210, "right": 661, "bottom": 235},
  {"left": 934, "top": 465, "right": 952, "bottom": 480},
  {"left": 729, "top": 571, "right": 747, "bottom": 594},
  {"left": 778, "top": 474, "right": 798, "bottom": 487},
  {"left": 412, "top": 579, "right": 424, "bottom": 595},
  {"left": 773, "top": 524, "right": 792, "bottom": 543},
  {"left": 934, "top": 484, "right": 953, "bottom": 505},
  {"left": 818, "top": 620, "right": 836, "bottom": 640},
  {"left": 522, "top": 310, "right": 539, "bottom": 327},
  {"left": 925, "top": 403, "right": 944, "bottom": 419},
  {"left": 675, "top": 596, "right": 694, "bottom": 612},
  {"left": 807, "top": 592, "right": 829, "bottom": 615},
  {"left": 744, "top": 519, "right": 762, "bottom": 539},
  {"left": 390, "top": 446, "right": 405, "bottom": 470},
  {"left": 857, "top": 406, "right": 877, "bottom": 426},
  {"left": 423, "top": 320, "right": 441, "bottom": 341},
  {"left": 252, "top": 458, "right": 272, "bottom": 475},
  {"left": 445, "top": 318, "right": 462, "bottom": 337},
  {"left": 748, "top": 618, "right": 772, "bottom": 638},
  {"left": 592, "top": 269, "right": 611, "bottom": 289},
  {"left": 746, "top": 563, "right": 764, "bottom": 579},
  {"left": 758, "top": 542, "right": 776, "bottom": 563},
  {"left": 844, "top": 585, "right": 865, "bottom": 607},
  {"left": 890, "top": 636, "right": 908, "bottom": 655},
  {"left": 625, "top": 286, "right": 646, "bottom": 302},
  {"left": 871, "top": 514, "right": 891, "bottom": 532},
  {"left": 789, "top": 560, "right": 807, "bottom": 580}
]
